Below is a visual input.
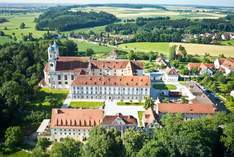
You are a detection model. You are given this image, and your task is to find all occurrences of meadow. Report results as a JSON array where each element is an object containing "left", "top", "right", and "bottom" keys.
[
  {"left": 118, "top": 42, "right": 170, "bottom": 55},
  {"left": 0, "top": 13, "right": 46, "bottom": 39},
  {"left": 72, "top": 39, "right": 113, "bottom": 58},
  {"left": 220, "top": 39, "right": 234, "bottom": 46},
  {"left": 118, "top": 42, "right": 234, "bottom": 57}
]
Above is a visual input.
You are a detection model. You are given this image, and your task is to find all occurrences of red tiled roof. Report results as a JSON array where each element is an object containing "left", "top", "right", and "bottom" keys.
[
  {"left": 50, "top": 109, "right": 104, "bottom": 128},
  {"left": 72, "top": 75, "right": 150, "bottom": 87},
  {"left": 188, "top": 63, "right": 214, "bottom": 70},
  {"left": 56, "top": 57, "right": 89, "bottom": 71},
  {"left": 222, "top": 58, "right": 234, "bottom": 70},
  {"left": 101, "top": 113, "right": 137, "bottom": 125},
  {"left": 157, "top": 103, "right": 216, "bottom": 114},
  {"left": 45, "top": 57, "right": 143, "bottom": 72}
]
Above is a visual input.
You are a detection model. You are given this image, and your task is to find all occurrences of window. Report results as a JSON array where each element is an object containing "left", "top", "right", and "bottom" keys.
[
  {"left": 64, "top": 75, "right": 67, "bottom": 80},
  {"left": 58, "top": 75, "right": 61, "bottom": 80},
  {"left": 71, "top": 75, "right": 74, "bottom": 80},
  {"left": 65, "top": 82, "right": 68, "bottom": 85},
  {"left": 58, "top": 81, "right": 62, "bottom": 85}
]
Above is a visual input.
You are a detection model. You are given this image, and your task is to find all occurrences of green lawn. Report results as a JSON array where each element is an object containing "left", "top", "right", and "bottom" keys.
[
  {"left": 0, "top": 13, "right": 46, "bottom": 39},
  {"left": 33, "top": 88, "right": 69, "bottom": 106},
  {"left": 0, "top": 151, "right": 31, "bottom": 157},
  {"left": 118, "top": 42, "right": 170, "bottom": 56},
  {"left": 70, "top": 101, "right": 104, "bottom": 108},
  {"left": 153, "top": 84, "right": 177, "bottom": 90},
  {"left": 220, "top": 40, "right": 234, "bottom": 46},
  {"left": 117, "top": 101, "right": 144, "bottom": 106},
  {"left": 72, "top": 39, "right": 113, "bottom": 58},
  {"left": 0, "top": 36, "right": 12, "bottom": 44},
  {"left": 138, "top": 111, "right": 144, "bottom": 127}
]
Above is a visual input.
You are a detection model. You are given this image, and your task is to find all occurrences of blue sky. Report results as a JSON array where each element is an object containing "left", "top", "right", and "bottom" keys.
[{"left": 0, "top": 0, "right": 233, "bottom": 6}]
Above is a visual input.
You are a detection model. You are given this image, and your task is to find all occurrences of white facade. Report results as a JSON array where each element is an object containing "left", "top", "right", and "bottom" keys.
[
  {"left": 50, "top": 127, "right": 91, "bottom": 141},
  {"left": 162, "top": 74, "right": 179, "bottom": 82},
  {"left": 70, "top": 85, "right": 150, "bottom": 101}
]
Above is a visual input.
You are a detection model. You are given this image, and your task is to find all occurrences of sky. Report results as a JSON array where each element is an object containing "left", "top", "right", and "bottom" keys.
[{"left": 0, "top": 0, "right": 233, "bottom": 7}]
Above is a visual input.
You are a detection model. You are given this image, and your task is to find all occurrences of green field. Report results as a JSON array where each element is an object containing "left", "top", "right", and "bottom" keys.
[
  {"left": 220, "top": 40, "right": 234, "bottom": 46},
  {"left": 117, "top": 101, "right": 144, "bottom": 106},
  {"left": 153, "top": 83, "right": 177, "bottom": 90},
  {"left": 33, "top": 88, "right": 69, "bottom": 106},
  {"left": 72, "top": 39, "right": 113, "bottom": 58},
  {"left": 78, "top": 7, "right": 225, "bottom": 20},
  {"left": 0, "top": 36, "right": 12, "bottom": 44},
  {"left": 0, "top": 13, "right": 46, "bottom": 39},
  {"left": 118, "top": 42, "right": 170, "bottom": 55},
  {"left": 0, "top": 151, "right": 31, "bottom": 157},
  {"left": 70, "top": 101, "right": 104, "bottom": 108},
  {"left": 118, "top": 42, "right": 234, "bottom": 57}
]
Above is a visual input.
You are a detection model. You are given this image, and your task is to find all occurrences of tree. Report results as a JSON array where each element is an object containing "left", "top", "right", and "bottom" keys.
[
  {"left": 50, "top": 138, "right": 82, "bottom": 157},
  {"left": 169, "top": 45, "right": 176, "bottom": 60},
  {"left": 221, "top": 122, "right": 234, "bottom": 156},
  {"left": 19, "top": 22, "right": 25, "bottom": 29},
  {"left": 86, "top": 48, "right": 94, "bottom": 56},
  {"left": 123, "top": 129, "right": 147, "bottom": 157},
  {"left": 82, "top": 127, "right": 124, "bottom": 157},
  {"left": 36, "top": 138, "right": 50, "bottom": 151},
  {"left": 144, "top": 96, "right": 154, "bottom": 109},
  {"left": 128, "top": 50, "right": 135, "bottom": 60},
  {"left": 137, "top": 141, "right": 169, "bottom": 157},
  {"left": 31, "top": 147, "right": 47, "bottom": 157},
  {"left": 4, "top": 126, "right": 22, "bottom": 151}
]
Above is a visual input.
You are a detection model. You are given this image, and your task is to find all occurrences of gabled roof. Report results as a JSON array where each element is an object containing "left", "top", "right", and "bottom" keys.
[
  {"left": 101, "top": 113, "right": 137, "bottom": 126},
  {"left": 165, "top": 67, "right": 178, "bottom": 76},
  {"left": 50, "top": 109, "right": 104, "bottom": 128},
  {"left": 56, "top": 57, "right": 89, "bottom": 71},
  {"left": 72, "top": 75, "right": 150, "bottom": 87},
  {"left": 222, "top": 58, "right": 234, "bottom": 70},
  {"left": 157, "top": 103, "right": 216, "bottom": 114},
  {"left": 188, "top": 63, "right": 214, "bottom": 70}
]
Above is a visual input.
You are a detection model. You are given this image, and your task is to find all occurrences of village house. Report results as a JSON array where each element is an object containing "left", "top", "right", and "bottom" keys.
[
  {"left": 214, "top": 58, "right": 234, "bottom": 74},
  {"left": 187, "top": 63, "right": 215, "bottom": 75},
  {"left": 70, "top": 75, "right": 151, "bottom": 101},
  {"left": 43, "top": 42, "right": 144, "bottom": 89},
  {"left": 162, "top": 67, "right": 179, "bottom": 82}
]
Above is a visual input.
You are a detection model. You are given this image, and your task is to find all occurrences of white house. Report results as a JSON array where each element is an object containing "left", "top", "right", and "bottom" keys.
[{"left": 162, "top": 67, "right": 179, "bottom": 82}]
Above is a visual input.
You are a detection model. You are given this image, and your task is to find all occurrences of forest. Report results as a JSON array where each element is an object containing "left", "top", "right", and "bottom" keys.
[{"left": 35, "top": 6, "right": 119, "bottom": 31}]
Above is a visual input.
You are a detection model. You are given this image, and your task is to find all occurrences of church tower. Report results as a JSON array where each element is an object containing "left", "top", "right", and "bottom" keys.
[
  {"left": 48, "top": 41, "right": 59, "bottom": 72},
  {"left": 47, "top": 41, "right": 59, "bottom": 88}
]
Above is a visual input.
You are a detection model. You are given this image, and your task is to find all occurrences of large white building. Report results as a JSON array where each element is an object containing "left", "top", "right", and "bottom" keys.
[
  {"left": 70, "top": 75, "right": 151, "bottom": 101},
  {"left": 37, "top": 109, "right": 138, "bottom": 141},
  {"left": 43, "top": 42, "right": 144, "bottom": 89}
]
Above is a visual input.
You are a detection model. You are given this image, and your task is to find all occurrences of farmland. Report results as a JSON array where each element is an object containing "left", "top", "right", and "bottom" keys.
[
  {"left": 78, "top": 6, "right": 226, "bottom": 20},
  {"left": 118, "top": 42, "right": 234, "bottom": 57},
  {"left": 0, "top": 13, "right": 46, "bottom": 39}
]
